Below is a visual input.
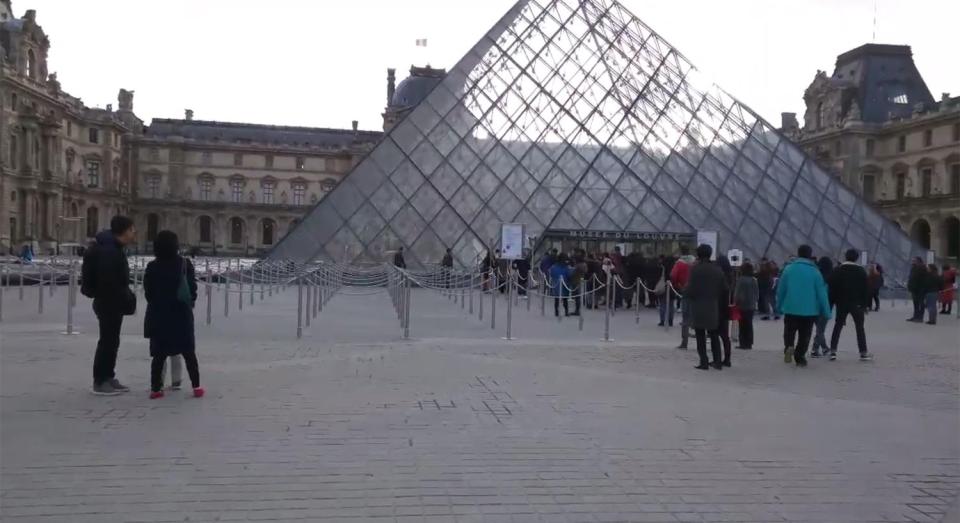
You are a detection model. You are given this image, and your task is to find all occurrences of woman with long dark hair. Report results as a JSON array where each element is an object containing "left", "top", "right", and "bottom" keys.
[{"left": 143, "top": 230, "right": 203, "bottom": 399}]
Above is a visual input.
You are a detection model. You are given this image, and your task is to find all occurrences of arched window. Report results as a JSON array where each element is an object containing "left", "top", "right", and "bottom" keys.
[
  {"left": 261, "top": 219, "right": 275, "bottom": 245},
  {"left": 86, "top": 207, "right": 99, "bottom": 238},
  {"left": 146, "top": 213, "right": 159, "bottom": 242},
  {"left": 941, "top": 217, "right": 960, "bottom": 258},
  {"left": 26, "top": 49, "right": 36, "bottom": 79},
  {"left": 910, "top": 219, "right": 931, "bottom": 249},
  {"left": 229, "top": 217, "right": 244, "bottom": 245},
  {"left": 198, "top": 216, "right": 213, "bottom": 243}
]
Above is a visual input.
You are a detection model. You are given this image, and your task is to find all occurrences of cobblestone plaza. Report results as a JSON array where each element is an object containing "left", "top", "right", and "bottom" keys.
[{"left": 1, "top": 284, "right": 957, "bottom": 522}]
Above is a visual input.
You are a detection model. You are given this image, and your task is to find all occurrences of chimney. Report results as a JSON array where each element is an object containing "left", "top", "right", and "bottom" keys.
[
  {"left": 185, "top": 109, "right": 194, "bottom": 121},
  {"left": 106, "top": 104, "right": 113, "bottom": 112},
  {"left": 24, "top": 10, "right": 36, "bottom": 22},
  {"left": 351, "top": 120, "right": 358, "bottom": 132},
  {"left": 780, "top": 112, "right": 799, "bottom": 133},
  {"left": 387, "top": 68, "right": 396, "bottom": 106},
  {"left": 943, "top": 92, "right": 951, "bottom": 102}
]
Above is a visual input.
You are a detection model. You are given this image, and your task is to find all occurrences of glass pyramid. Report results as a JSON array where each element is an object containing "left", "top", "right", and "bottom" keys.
[{"left": 270, "top": 0, "right": 923, "bottom": 281}]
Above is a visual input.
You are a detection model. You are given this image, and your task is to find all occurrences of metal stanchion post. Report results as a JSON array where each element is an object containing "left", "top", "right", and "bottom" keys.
[
  {"left": 479, "top": 273, "right": 484, "bottom": 322},
  {"left": 62, "top": 262, "right": 78, "bottom": 335},
  {"left": 541, "top": 275, "right": 547, "bottom": 316},
  {"left": 268, "top": 262, "right": 274, "bottom": 297},
  {"left": 603, "top": 271, "right": 613, "bottom": 342},
  {"left": 0, "top": 266, "right": 4, "bottom": 322},
  {"left": 224, "top": 270, "right": 230, "bottom": 318},
  {"left": 249, "top": 267, "right": 254, "bottom": 306},
  {"left": 50, "top": 264, "right": 56, "bottom": 297},
  {"left": 636, "top": 284, "right": 641, "bottom": 324},
  {"left": 238, "top": 265, "right": 244, "bottom": 311},
  {"left": 38, "top": 265, "right": 44, "bottom": 314},
  {"left": 205, "top": 259, "right": 212, "bottom": 326},
  {"left": 403, "top": 275, "right": 411, "bottom": 339},
  {"left": 504, "top": 268, "right": 514, "bottom": 340},
  {"left": 296, "top": 275, "right": 303, "bottom": 339},
  {"left": 18, "top": 263, "right": 24, "bottom": 301},
  {"left": 468, "top": 272, "right": 474, "bottom": 315},
  {"left": 578, "top": 283, "right": 584, "bottom": 331},
  {"left": 491, "top": 273, "right": 497, "bottom": 330},
  {"left": 260, "top": 266, "right": 265, "bottom": 301},
  {"left": 305, "top": 274, "right": 312, "bottom": 328}
]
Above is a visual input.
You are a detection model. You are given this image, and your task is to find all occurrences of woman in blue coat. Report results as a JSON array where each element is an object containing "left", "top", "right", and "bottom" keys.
[
  {"left": 549, "top": 253, "right": 572, "bottom": 317},
  {"left": 143, "top": 231, "right": 203, "bottom": 399}
]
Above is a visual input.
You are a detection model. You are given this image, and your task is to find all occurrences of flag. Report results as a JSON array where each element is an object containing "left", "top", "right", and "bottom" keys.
[{"left": 416, "top": 39, "right": 428, "bottom": 47}]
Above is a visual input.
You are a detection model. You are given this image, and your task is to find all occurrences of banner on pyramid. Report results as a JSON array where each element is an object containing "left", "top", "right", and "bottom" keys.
[{"left": 268, "top": 0, "right": 924, "bottom": 282}]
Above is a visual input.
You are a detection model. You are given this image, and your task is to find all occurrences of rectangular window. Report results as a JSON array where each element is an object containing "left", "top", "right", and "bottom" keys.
[
  {"left": 834, "top": 140, "right": 842, "bottom": 156},
  {"left": 921, "top": 167, "right": 932, "bottom": 197},
  {"left": 265, "top": 155, "right": 274, "bottom": 168},
  {"left": 262, "top": 182, "right": 275, "bottom": 204},
  {"left": 67, "top": 121, "right": 72, "bottom": 137},
  {"left": 293, "top": 183, "right": 306, "bottom": 206},
  {"left": 88, "top": 128, "right": 99, "bottom": 144},
  {"left": 149, "top": 147, "right": 159, "bottom": 160},
  {"left": 862, "top": 174, "right": 875, "bottom": 202},
  {"left": 199, "top": 218, "right": 212, "bottom": 243},
  {"left": 895, "top": 172, "right": 906, "bottom": 200},
  {"left": 953, "top": 123, "right": 960, "bottom": 142},
  {"left": 199, "top": 177, "right": 213, "bottom": 201},
  {"left": 951, "top": 164, "right": 960, "bottom": 194},
  {"left": 234, "top": 152, "right": 243, "bottom": 166},
  {"left": 296, "top": 157, "right": 305, "bottom": 170},
  {"left": 231, "top": 179, "right": 243, "bottom": 203},
  {"left": 923, "top": 129, "right": 933, "bottom": 147},
  {"left": 8, "top": 135, "right": 17, "bottom": 169},
  {"left": 865, "top": 138, "right": 875, "bottom": 158},
  {"left": 10, "top": 92, "right": 16, "bottom": 110},
  {"left": 146, "top": 176, "right": 160, "bottom": 198},
  {"left": 897, "top": 135, "right": 906, "bottom": 153},
  {"left": 86, "top": 159, "right": 100, "bottom": 187}
]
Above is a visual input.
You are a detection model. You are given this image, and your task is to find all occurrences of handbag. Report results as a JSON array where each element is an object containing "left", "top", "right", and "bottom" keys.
[
  {"left": 176, "top": 259, "right": 193, "bottom": 307},
  {"left": 653, "top": 267, "right": 666, "bottom": 295},
  {"left": 729, "top": 303, "right": 742, "bottom": 322}
]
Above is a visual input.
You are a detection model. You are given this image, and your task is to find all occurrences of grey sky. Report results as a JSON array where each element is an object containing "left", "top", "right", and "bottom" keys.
[{"left": 18, "top": 0, "right": 960, "bottom": 131}]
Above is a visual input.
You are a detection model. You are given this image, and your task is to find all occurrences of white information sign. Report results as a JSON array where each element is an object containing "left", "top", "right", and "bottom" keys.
[
  {"left": 500, "top": 223, "right": 525, "bottom": 260},
  {"left": 727, "top": 249, "right": 743, "bottom": 267},
  {"left": 696, "top": 230, "right": 718, "bottom": 261},
  {"left": 859, "top": 250, "right": 868, "bottom": 266},
  {"left": 926, "top": 250, "right": 936, "bottom": 265}
]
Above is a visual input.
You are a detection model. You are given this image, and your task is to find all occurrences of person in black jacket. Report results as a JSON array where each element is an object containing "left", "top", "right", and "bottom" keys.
[
  {"left": 512, "top": 249, "right": 531, "bottom": 297},
  {"left": 828, "top": 249, "right": 872, "bottom": 361},
  {"left": 924, "top": 264, "right": 943, "bottom": 326},
  {"left": 144, "top": 231, "right": 203, "bottom": 399},
  {"left": 906, "top": 257, "right": 926, "bottom": 322},
  {"left": 393, "top": 247, "right": 407, "bottom": 269},
  {"left": 82, "top": 216, "right": 137, "bottom": 396}
]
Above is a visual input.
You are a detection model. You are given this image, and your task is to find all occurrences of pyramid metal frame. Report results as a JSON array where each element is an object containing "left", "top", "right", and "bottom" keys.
[{"left": 269, "top": 0, "right": 924, "bottom": 282}]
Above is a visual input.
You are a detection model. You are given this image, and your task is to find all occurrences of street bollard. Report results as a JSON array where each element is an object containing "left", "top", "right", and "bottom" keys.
[
  {"left": 603, "top": 272, "right": 613, "bottom": 342},
  {"left": 296, "top": 275, "right": 303, "bottom": 339},
  {"left": 205, "top": 260, "right": 212, "bottom": 326}
]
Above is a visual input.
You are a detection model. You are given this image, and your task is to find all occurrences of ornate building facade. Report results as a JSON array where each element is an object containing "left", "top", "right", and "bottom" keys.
[
  {"left": 0, "top": 1, "right": 383, "bottom": 256},
  {"left": 782, "top": 44, "right": 960, "bottom": 261},
  {"left": 1, "top": 2, "right": 139, "bottom": 254}
]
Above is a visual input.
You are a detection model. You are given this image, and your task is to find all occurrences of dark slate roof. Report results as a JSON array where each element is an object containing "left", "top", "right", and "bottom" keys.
[
  {"left": 390, "top": 66, "right": 446, "bottom": 109},
  {"left": 833, "top": 44, "right": 934, "bottom": 124},
  {"left": 145, "top": 119, "right": 383, "bottom": 147}
]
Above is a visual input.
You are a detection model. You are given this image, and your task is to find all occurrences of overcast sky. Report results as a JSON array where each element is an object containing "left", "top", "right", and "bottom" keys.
[{"left": 17, "top": 0, "right": 960, "bottom": 132}]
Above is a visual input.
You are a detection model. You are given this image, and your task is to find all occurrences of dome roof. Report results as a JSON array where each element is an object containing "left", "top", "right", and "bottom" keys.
[{"left": 390, "top": 66, "right": 446, "bottom": 109}]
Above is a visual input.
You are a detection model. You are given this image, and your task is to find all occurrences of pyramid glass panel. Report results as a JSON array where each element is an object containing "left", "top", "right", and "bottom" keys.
[{"left": 269, "top": 0, "right": 923, "bottom": 280}]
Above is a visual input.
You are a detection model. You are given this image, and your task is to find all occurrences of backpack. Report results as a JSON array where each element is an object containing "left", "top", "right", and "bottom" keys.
[{"left": 80, "top": 246, "right": 98, "bottom": 298}]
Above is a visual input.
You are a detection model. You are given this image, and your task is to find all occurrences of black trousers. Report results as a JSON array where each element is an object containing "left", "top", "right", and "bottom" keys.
[
  {"left": 870, "top": 290, "right": 880, "bottom": 311},
  {"left": 911, "top": 292, "right": 924, "bottom": 319},
  {"left": 695, "top": 329, "right": 722, "bottom": 366},
  {"left": 93, "top": 311, "right": 124, "bottom": 385},
  {"left": 151, "top": 353, "right": 199, "bottom": 392},
  {"left": 518, "top": 274, "right": 528, "bottom": 296},
  {"left": 783, "top": 314, "right": 816, "bottom": 360},
  {"left": 738, "top": 310, "right": 755, "bottom": 348},
  {"left": 554, "top": 297, "right": 568, "bottom": 316},
  {"left": 831, "top": 305, "right": 867, "bottom": 354}
]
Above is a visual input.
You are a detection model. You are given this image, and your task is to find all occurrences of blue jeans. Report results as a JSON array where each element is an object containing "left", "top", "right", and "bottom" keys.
[
  {"left": 926, "top": 292, "right": 939, "bottom": 323},
  {"left": 658, "top": 292, "right": 674, "bottom": 325},
  {"left": 812, "top": 315, "right": 829, "bottom": 352}
]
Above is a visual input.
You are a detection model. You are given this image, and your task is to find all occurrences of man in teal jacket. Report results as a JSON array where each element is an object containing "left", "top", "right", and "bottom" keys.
[{"left": 776, "top": 244, "right": 832, "bottom": 367}]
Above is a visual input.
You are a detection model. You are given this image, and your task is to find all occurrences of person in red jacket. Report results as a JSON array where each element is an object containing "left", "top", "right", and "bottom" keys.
[{"left": 670, "top": 244, "right": 696, "bottom": 349}]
